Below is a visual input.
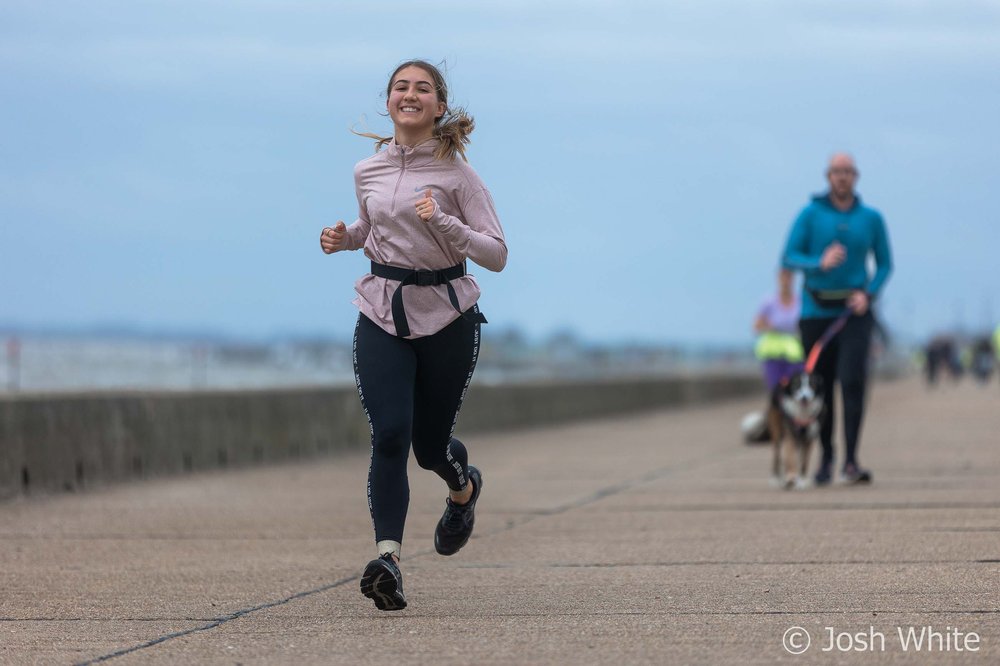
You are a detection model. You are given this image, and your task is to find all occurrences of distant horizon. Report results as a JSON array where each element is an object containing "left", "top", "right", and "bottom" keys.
[
  {"left": 2, "top": 314, "right": 992, "bottom": 349},
  {"left": 1, "top": 318, "right": 759, "bottom": 348}
]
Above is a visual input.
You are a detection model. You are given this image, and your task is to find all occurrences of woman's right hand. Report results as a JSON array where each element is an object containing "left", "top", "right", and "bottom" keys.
[{"left": 320, "top": 221, "right": 347, "bottom": 254}]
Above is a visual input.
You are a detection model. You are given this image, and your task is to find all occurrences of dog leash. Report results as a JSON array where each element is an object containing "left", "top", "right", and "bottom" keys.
[{"left": 803, "top": 309, "right": 853, "bottom": 374}]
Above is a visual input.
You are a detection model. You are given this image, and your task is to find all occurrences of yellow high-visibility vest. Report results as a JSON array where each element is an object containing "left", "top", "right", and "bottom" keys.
[{"left": 754, "top": 331, "right": 805, "bottom": 362}]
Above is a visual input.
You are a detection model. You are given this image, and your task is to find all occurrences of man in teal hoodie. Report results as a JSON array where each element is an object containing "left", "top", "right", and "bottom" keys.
[{"left": 782, "top": 153, "right": 893, "bottom": 486}]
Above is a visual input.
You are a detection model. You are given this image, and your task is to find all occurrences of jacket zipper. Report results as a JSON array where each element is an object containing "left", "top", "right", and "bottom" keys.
[{"left": 390, "top": 149, "right": 406, "bottom": 217}]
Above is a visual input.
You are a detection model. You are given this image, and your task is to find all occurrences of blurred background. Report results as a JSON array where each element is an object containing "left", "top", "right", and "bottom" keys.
[{"left": 2, "top": 0, "right": 998, "bottom": 393}]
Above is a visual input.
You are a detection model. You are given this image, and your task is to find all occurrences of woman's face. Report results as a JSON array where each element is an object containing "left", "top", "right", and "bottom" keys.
[{"left": 386, "top": 66, "right": 445, "bottom": 136}]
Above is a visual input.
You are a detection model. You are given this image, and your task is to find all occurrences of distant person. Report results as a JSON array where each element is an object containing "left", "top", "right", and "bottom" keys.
[
  {"left": 320, "top": 60, "right": 507, "bottom": 611},
  {"left": 946, "top": 337, "right": 964, "bottom": 380},
  {"left": 753, "top": 268, "right": 804, "bottom": 391},
  {"left": 924, "top": 335, "right": 961, "bottom": 387},
  {"left": 925, "top": 335, "right": 965, "bottom": 386},
  {"left": 924, "top": 336, "right": 945, "bottom": 387},
  {"left": 782, "top": 153, "right": 893, "bottom": 486},
  {"left": 970, "top": 336, "right": 995, "bottom": 384}
]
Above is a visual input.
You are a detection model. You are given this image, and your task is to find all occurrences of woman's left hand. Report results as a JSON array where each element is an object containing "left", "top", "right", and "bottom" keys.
[{"left": 415, "top": 189, "right": 436, "bottom": 221}]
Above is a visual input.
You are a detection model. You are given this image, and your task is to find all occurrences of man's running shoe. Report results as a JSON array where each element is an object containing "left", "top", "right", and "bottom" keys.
[
  {"left": 840, "top": 462, "right": 873, "bottom": 485},
  {"left": 360, "top": 552, "right": 406, "bottom": 611},
  {"left": 814, "top": 462, "right": 833, "bottom": 487},
  {"left": 434, "top": 466, "right": 482, "bottom": 556}
]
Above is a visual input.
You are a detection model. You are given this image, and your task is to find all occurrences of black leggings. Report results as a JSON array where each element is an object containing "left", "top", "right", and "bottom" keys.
[
  {"left": 800, "top": 312, "right": 874, "bottom": 468},
  {"left": 353, "top": 310, "right": 480, "bottom": 543}
]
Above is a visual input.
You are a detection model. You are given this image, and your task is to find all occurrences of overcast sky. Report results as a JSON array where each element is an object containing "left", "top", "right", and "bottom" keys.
[{"left": 2, "top": 0, "right": 998, "bottom": 345}]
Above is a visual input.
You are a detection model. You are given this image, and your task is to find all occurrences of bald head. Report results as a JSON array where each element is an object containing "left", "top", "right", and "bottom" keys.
[
  {"left": 826, "top": 152, "right": 858, "bottom": 206},
  {"left": 827, "top": 153, "right": 857, "bottom": 174}
]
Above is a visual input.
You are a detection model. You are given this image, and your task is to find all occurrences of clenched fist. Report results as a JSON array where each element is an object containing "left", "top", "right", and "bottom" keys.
[
  {"left": 320, "top": 221, "right": 347, "bottom": 254},
  {"left": 820, "top": 241, "right": 846, "bottom": 271},
  {"left": 415, "top": 189, "right": 436, "bottom": 221}
]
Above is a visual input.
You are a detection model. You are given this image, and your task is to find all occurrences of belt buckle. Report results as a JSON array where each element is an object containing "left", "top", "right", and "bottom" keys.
[{"left": 414, "top": 269, "right": 436, "bottom": 286}]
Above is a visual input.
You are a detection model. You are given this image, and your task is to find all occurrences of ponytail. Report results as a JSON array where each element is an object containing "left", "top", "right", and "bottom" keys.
[{"left": 431, "top": 107, "right": 474, "bottom": 162}]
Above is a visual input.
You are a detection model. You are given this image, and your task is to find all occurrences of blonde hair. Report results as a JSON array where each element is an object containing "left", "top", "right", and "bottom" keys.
[{"left": 354, "top": 60, "right": 474, "bottom": 162}]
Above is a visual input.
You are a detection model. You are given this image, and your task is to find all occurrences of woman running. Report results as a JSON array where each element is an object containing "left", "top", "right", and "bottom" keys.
[{"left": 320, "top": 60, "right": 507, "bottom": 611}]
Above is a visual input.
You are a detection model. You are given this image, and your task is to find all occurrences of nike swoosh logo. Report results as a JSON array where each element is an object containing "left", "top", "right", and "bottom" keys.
[{"left": 414, "top": 185, "right": 435, "bottom": 193}]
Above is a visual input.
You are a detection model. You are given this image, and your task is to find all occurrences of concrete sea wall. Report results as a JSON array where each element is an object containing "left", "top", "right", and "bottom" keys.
[{"left": 0, "top": 373, "right": 760, "bottom": 500}]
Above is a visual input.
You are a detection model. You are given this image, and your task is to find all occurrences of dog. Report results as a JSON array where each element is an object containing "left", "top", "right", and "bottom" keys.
[{"left": 767, "top": 371, "right": 825, "bottom": 490}]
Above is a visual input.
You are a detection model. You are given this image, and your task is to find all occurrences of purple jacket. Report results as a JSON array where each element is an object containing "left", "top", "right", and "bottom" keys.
[{"left": 344, "top": 138, "right": 507, "bottom": 338}]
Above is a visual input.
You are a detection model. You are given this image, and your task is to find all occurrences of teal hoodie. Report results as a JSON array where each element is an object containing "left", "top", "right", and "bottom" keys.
[{"left": 782, "top": 194, "right": 893, "bottom": 319}]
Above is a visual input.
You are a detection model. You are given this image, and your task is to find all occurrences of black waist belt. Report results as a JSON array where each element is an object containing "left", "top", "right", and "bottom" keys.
[
  {"left": 370, "top": 261, "right": 487, "bottom": 337},
  {"left": 808, "top": 288, "right": 855, "bottom": 309}
]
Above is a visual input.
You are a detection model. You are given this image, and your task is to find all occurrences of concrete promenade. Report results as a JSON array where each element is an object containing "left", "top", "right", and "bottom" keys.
[{"left": 1, "top": 377, "right": 998, "bottom": 664}]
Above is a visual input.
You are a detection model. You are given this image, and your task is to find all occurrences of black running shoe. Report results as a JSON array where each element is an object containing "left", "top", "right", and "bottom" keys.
[
  {"left": 434, "top": 466, "right": 482, "bottom": 556},
  {"left": 360, "top": 553, "right": 406, "bottom": 611},
  {"left": 814, "top": 462, "right": 833, "bottom": 487},
  {"left": 840, "top": 462, "right": 873, "bottom": 485}
]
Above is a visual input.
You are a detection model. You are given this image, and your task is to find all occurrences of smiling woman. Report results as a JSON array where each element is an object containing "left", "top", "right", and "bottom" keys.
[
  {"left": 353, "top": 59, "right": 475, "bottom": 162},
  {"left": 317, "top": 59, "right": 507, "bottom": 612}
]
